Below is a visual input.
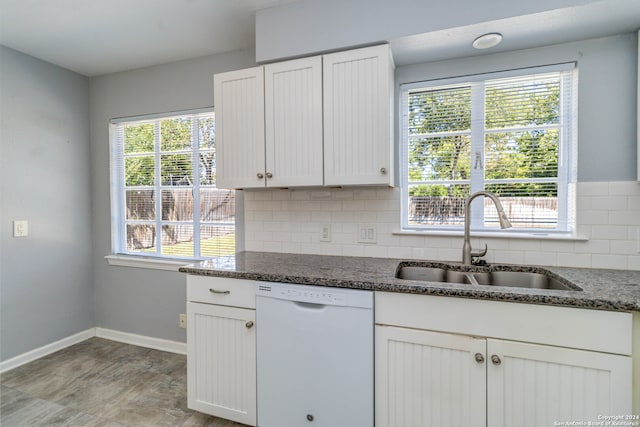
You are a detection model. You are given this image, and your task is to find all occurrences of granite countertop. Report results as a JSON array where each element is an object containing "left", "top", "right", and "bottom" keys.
[{"left": 179, "top": 251, "right": 640, "bottom": 312}]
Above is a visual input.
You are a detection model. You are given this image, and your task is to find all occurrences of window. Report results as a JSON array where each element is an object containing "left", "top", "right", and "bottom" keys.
[
  {"left": 400, "top": 64, "right": 577, "bottom": 234},
  {"left": 109, "top": 110, "right": 235, "bottom": 260}
]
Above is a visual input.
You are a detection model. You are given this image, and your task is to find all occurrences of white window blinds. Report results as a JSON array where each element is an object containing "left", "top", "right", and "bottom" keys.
[
  {"left": 109, "top": 111, "right": 235, "bottom": 259},
  {"left": 402, "top": 64, "right": 577, "bottom": 233}
]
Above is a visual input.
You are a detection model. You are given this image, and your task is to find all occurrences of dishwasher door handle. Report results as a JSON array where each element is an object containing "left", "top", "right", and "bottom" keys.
[{"left": 293, "top": 301, "right": 327, "bottom": 310}]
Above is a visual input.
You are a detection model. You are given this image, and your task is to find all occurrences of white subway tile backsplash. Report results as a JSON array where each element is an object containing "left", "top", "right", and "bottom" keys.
[
  {"left": 576, "top": 182, "right": 609, "bottom": 196},
  {"left": 244, "top": 181, "right": 640, "bottom": 270},
  {"left": 609, "top": 210, "right": 640, "bottom": 226},
  {"left": 557, "top": 252, "right": 591, "bottom": 268},
  {"left": 524, "top": 251, "right": 557, "bottom": 266},
  {"left": 578, "top": 210, "right": 609, "bottom": 225},
  {"left": 591, "top": 225, "right": 628, "bottom": 240},
  {"left": 628, "top": 196, "right": 640, "bottom": 210},
  {"left": 573, "top": 240, "right": 610, "bottom": 254},
  {"left": 590, "top": 196, "right": 627, "bottom": 211},
  {"left": 609, "top": 181, "right": 640, "bottom": 195},
  {"left": 627, "top": 255, "right": 640, "bottom": 270},
  {"left": 591, "top": 254, "right": 627, "bottom": 269}
]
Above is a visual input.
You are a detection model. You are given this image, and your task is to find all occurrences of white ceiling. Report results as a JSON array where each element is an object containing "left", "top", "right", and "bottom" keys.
[
  {"left": 391, "top": 0, "right": 640, "bottom": 65},
  {"left": 0, "top": 0, "right": 295, "bottom": 76},
  {"left": 0, "top": 0, "right": 638, "bottom": 76}
]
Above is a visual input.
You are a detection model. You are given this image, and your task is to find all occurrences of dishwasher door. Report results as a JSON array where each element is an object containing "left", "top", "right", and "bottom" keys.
[{"left": 256, "top": 282, "right": 373, "bottom": 427}]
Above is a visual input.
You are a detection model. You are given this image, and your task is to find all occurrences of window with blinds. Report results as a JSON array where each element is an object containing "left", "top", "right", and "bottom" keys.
[
  {"left": 109, "top": 110, "right": 235, "bottom": 259},
  {"left": 401, "top": 64, "right": 576, "bottom": 233}
]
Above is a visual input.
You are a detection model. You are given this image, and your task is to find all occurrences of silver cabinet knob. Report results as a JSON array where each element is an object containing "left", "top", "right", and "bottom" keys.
[
  {"left": 474, "top": 353, "right": 485, "bottom": 363},
  {"left": 209, "top": 288, "right": 230, "bottom": 294},
  {"left": 266, "top": 172, "right": 273, "bottom": 178},
  {"left": 245, "top": 321, "right": 254, "bottom": 329},
  {"left": 257, "top": 173, "right": 264, "bottom": 179},
  {"left": 491, "top": 355, "right": 502, "bottom": 365},
  {"left": 380, "top": 167, "right": 387, "bottom": 174}
]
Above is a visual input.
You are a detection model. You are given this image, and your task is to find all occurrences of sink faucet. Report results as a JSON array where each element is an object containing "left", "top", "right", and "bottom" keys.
[{"left": 462, "top": 191, "right": 512, "bottom": 265}]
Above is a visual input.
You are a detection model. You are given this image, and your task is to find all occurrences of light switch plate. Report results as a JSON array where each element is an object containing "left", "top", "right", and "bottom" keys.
[
  {"left": 357, "top": 224, "right": 377, "bottom": 244},
  {"left": 320, "top": 224, "right": 331, "bottom": 242},
  {"left": 13, "top": 220, "right": 28, "bottom": 237}
]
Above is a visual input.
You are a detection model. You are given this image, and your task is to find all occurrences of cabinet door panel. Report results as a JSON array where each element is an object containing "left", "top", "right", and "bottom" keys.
[
  {"left": 187, "top": 302, "right": 256, "bottom": 426},
  {"left": 487, "top": 339, "right": 632, "bottom": 427},
  {"left": 323, "top": 45, "right": 394, "bottom": 186},
  {"left": 376, "top": 325, "right": 486, "bottom": 427},
  {"left": 265, "top": 57, "right": 323, "bottom": 187},
  {"left": 214, "top": 67, "right": 265, "bottom": 189}
]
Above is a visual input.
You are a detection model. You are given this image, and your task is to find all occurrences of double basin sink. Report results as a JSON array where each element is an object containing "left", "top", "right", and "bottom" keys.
[{"left": 396, "top": 262, "right": 582, "bottom": 291}]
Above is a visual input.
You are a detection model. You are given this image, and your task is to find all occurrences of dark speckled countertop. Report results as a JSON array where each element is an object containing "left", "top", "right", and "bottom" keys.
[{"left": 179, "top": 251, "right": 640, "bottom": 312}]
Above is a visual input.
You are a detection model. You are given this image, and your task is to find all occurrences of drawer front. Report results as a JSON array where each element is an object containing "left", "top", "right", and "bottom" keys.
[
  {"left": 375, "top": 291, "right": 633, "bottom": 356},
  {"left": 187, "top": 276, "right": 256, "bottom": 309}
]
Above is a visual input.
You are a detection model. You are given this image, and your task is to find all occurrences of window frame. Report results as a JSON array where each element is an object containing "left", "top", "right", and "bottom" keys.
[
  {"left": 108, "top": 108, "right": 235, "bottom": 262},
  {"left": 399, "top": 63, "right": 577, "bottom": 235}
]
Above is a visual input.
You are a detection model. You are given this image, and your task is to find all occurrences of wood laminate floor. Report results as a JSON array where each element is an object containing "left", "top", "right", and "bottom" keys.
[{"left": 0, "top": 337, "right": 248, "bottom": 427}]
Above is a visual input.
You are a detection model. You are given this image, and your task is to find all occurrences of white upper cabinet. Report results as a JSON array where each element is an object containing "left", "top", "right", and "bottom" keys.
[
  {"left": 214, "top": 45, "right": 395, "bottom": 189},
  {"left": 265, "top": 56, "right": 323, "bottom": 187},
  {"left": 214, "top": 67, "right": 265, "bottom": 189},
  {"left": 323, "top": 44, "right": 395, "bottom": 186}
]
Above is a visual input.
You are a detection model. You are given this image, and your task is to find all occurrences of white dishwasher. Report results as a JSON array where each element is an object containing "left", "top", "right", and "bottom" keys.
[{"left": 256, "top": 281, "right": 373, "bottom": 427}]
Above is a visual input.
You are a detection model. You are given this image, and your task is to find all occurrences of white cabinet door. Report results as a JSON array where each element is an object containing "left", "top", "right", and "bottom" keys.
[
  {"left": 375, "top": 325, "right": 486, "bottom": 427},
  {"left": 265, "top": 56, "right": 323, "bottom": 187},
  {"left": 487, "top": 339, "right": 632, "bottom": 427},
  {"left": 214, "top": 66, "right": 265, "bottom": 189},
  {"left": 187, "top": 302, "right": 257, "bottom": 426},
  {"left": 323, "top": 44, "right": 394, "bottom": 186}
]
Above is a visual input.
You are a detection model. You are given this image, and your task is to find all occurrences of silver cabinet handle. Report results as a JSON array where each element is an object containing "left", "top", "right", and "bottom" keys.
[
  {"left": 209, "top": 288, "right": 230, "bottom": 295},
  {"left": 491, "top": 355, "right": 502, "bottom": 365},
  {"left": 266, "top": 172, "right": 273, "bottom": 178},
  {"left": 474, "top": 353, "right": 485, "bottom": 363},
  {"left": 245, "top": 321, "right": 254, "bottom": 329},
  {"left": 380, "top": 167, "right": 387, "bottom": 174},
  {"left": 257, "top": 173, "right": 264, "bottom": 179}
]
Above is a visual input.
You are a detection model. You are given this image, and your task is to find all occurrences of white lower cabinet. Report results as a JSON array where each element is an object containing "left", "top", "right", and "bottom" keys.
[
  {"left": 487, "top": 339, "right": 631, "bottom": 427},
  {"left": 375, "top": 326, "right": 486, "bottom": 427},
  {"left": 186, "top": 276, "right": 257, "bottom": 426},
  {"left": 375, "top": 292, "right": 633, "bottom": 427}
]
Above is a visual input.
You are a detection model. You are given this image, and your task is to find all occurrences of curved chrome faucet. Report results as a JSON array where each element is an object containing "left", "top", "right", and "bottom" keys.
[{"left": 462, "top": 191, "right": 512, "bottom": 265}]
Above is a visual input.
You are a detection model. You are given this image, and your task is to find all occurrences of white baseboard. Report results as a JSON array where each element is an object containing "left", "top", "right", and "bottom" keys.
[
  {"left": 95, "top": 327, "right": 186, "bottom": 355},
  {"left": 0, "top": 328, "right": 96, "bottom": 374},
  {"left": 0, "top": 328, "right": 187, "bottom": 374}
]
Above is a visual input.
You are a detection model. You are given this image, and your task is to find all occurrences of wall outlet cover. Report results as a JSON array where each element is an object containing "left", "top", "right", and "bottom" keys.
[{"left": 13, "top": 220, "right": 28, "bottom": 237}]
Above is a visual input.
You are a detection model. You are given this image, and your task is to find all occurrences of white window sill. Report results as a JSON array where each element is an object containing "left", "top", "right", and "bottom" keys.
[
  {"left": 393, "top": 229, "right": 588, "bottom": 241},
  {"left": 105, "top": 255, "right": 194, "bottom": 272}
]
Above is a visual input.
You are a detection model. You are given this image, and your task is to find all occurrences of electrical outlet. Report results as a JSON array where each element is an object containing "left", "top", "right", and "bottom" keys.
[
  {"left": 13, "top": 220, "right": 28, "bottom": 237},
  {"left": 357, "top": 224, "right": 377, "bottom": 244},
  {"left": 320, "top": 224, "right": 331, "bottom": 242},
  {"left": 179, "top": 313, "right": 187, "bottom": 329}
]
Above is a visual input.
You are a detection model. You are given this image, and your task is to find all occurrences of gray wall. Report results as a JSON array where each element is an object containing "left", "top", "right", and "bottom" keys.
[
  {"left": 396, "top": 33, "right": 638, "bottom": 182},
  {"left": 255, "top": 0, "right": 594, "bottom": 62},
  {"left": 89, "top": 49, "right": 255, "bottom": 342},
  {"left": 0, "top": 46, "right": 93, "bottom": 361}
]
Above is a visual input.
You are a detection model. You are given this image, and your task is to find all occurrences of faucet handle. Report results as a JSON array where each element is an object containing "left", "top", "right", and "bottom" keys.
[{"left": 470, "top": 244, "right": 488, "bottom": 258}]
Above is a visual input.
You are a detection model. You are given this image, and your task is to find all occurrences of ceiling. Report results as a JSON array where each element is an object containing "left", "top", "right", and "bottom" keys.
[
  {"left": 0, "top": 0, "right": 638, "bottom": 77},
  {"left": 391, "top": 0, "right": 640, "bottom": 65},
  {"left": 0, "top": 0, "right": 295, "bottom": 76}
]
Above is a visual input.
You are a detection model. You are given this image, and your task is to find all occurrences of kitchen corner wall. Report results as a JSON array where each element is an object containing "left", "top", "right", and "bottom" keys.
[
  {"left": 0, "top": 46, "right": 94, "bottom": 361},
  {"left": 244, "top": 181, "right": 640, "bottom": 271}
]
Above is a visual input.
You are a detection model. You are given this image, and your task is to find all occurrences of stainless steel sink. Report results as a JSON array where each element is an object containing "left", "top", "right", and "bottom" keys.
[
  {"left": 471, "top": 271, "right": 575, "bottom": 290},
  {"left": 395, "top": 266, "right": 448, "bottom": 282},
  {"left": 395, "top": 263, "right": 581, "bottom": 291}
]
